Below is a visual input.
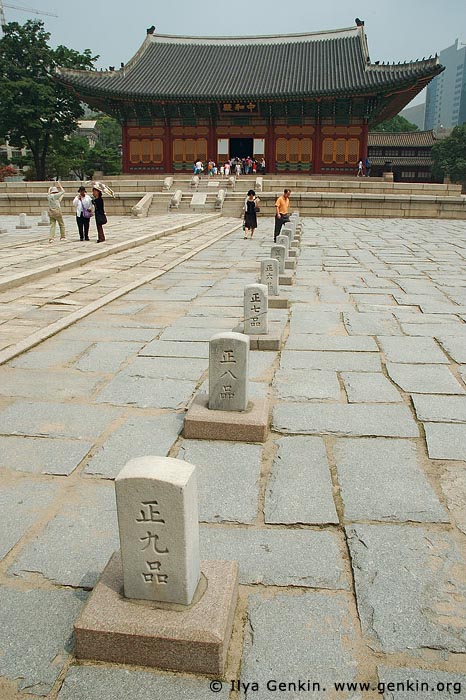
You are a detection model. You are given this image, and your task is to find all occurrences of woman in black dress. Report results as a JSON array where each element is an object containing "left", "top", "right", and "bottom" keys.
[
  {"left": 92, "top": 185, "right": 107, "bottom": 243},
  {"left": 243, "top": 189, "right": 259, "bottom": 239}
]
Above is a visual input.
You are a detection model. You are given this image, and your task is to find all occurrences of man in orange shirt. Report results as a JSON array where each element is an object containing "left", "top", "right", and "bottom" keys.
[{"left": 274, "top": 188, "right": 291, "bottom": 241}]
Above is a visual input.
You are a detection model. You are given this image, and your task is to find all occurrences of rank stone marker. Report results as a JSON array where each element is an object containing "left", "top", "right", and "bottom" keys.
[
  {"left": 209, "top": 331, "right": 249, "bottom": 411},
  {"left": 271, "top": 244, "right": 286, "bottom": 273},
  {"left": 184, "top": 332, "right": 269, "bottom": 441},
  {"left": 74, "top": 455, "right": 239, "bottom": 675},
  {"left": 244, "top": 284, "right": 268, "bottom": 336},
  {"left": 115, "top": 456, "right": 200, "bottom": 605},
  {"left": 276, "top": 234, "right": 290, "bottom": 258},
  {"left": 271, "top": 244, "right": 293, "bottom": 285},
  {"left": 16, "top": 213, "right": 32, "bottom": 230},
  {"left": 261, "top": 258, "right": 279, "bottom": 296},
  {"left": 38, "top": 210, "right": 50, "bottom": 227}
]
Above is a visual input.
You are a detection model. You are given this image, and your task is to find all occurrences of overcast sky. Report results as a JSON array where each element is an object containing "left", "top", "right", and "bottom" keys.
[{"left": 3, "top": 0, "right": 466, "bottom": 107}]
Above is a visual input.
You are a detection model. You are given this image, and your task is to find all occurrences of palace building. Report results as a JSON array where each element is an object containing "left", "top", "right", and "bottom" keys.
[{"left": 57, "top": 23, "right": 443, "bottom": 175}]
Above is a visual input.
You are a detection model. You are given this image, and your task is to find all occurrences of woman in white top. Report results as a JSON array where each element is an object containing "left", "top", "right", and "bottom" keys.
[{"left": 72, "top": 186, "right": 93, "bottom": 241}]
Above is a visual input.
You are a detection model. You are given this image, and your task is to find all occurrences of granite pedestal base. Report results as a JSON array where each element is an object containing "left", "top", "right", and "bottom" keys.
[
  {"left": 184, "top": 392, "right": 269, "bottom": 442},
  {"left": 285, "top": 259, "right": 296, "bottom": 270},
  {"left": 288, "top": 249, "right": 298, "bottom": 257},
  {"left": 38, "top": 221, "right": 50, "bottom": 227},
  {"left": 279, "top": 274, "right": 294, "bottom": 285},
  {"left": 0, "top": 228, "right": 7, "bottom": 234},
  {"left": 234, "top": 323, "right": 284, "bottom": 351},
  {"left": 15, "top": 225, "right": 32, "bottom": 230},
  {"left": 268, "top": 297, "right": 289, "bottom": 309},
  {"left": 74, "top": 552, "right": 239, "bottom": 676}
]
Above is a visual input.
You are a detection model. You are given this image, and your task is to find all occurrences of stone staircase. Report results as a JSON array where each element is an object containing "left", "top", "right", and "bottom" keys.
[{"left": 1, "top": 176, "right": 465, "bottom": 220}]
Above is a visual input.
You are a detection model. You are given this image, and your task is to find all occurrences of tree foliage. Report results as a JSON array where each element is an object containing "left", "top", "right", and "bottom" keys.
[
  {"left": 431, "top": 124, "right": 466, "bottom": 183},
  {"left": 371, "top": 115, "right": 419, "bottom": 133},
  {"left": 0, "top": 20, "right": 97, "bottom": 180}
]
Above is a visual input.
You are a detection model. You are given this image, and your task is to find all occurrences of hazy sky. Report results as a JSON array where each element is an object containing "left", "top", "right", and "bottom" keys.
[{"left": 3, "top": 0, "right": 466, "bottom": 106}]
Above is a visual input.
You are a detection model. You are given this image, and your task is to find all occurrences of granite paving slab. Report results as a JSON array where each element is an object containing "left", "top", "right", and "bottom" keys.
[
  {"left": 412, "top": 395, "right": 466, "bottom": 422},
  {"left": 0, "top": 478, "right": 60, "bottom": 560},
  {"left": 343, "top": 311, "right": 401, "bottom": 336},
  {"left": 342, "top": 372, "right": 403, "bottom": 403},
  {"left": 138, "top": 340, "right": 209, "bottom": 358},
  {"left": 401, "top": 323, "right": 466, "bottom": 337},
  {"left": 286, "top": 334, "right": 378, "bottom": 351},
  {"left": 280, "top": 350, "right": 381, "bottom": 372},
  {"left": 273, "top": 403, "right": 419, "bottom": 437},
  {"left": 58, "top": 325, "right": 160, "bottom": 342},
  {"left": 73, "top": 341, "right": 144, "bottom": 373},
  {"left": 436, "top": 335, "right": 466, "bottom": 363},
  {"left": 441, "top": 466, "right": 466, "bottom": 535},
  {"left": 122, "top": 355, "right": 208, "bottom": 381},
  {"left": 347, "top": 524, "right": 466, "bottom": 653},
  {"left": 241, "top": 592, "right": 358, "bottom": 700},
  {"left": 386, "top": 363, "right": 465, "bottom": 394},
  {"left": 334, "top": 438, "right": 447, "bottom": 522},
  {"left": 0, "top": 435, "right": 92, "bottom": 475},
  {"left": 0, "top": 587, "right": 86, "bottom": 696},
  {"left": 0, "top": 401, "right": 120, "bottom": 439},
  {"left": 377, "top": 336, "right": 448, "bottom": 364},
  {"left": 289, "top": 311, "right": 344, "bottom": 334},
  {"left": 57, "top": 666, "right": 230, "bottom": 700},
  {"left": 95, "top": 375, "right": 196, "bottom": 409},
  {"left": 377, "top": 667, "right": 466, "bottom": 700},
  {"left": 199, "top": 526, "right": 348, "bottom": 589},
  {"left": 84, "top": 414, "right": 184, "bottom": 478},
  {"left": 265, "top": 436, "right": 338, "bottom": 524},
  {"left": 273, "top": 368, "right": 341, "bottom": 401},
  {"left": 8, "top": 340, "right": 92, "bottom": 369},
  {"left": 9, "top": 481, "right": 119, "bottom": 588},
  {"left": 0, "top": 367, "right": 101, "bottom": 400},
  {"left": 424, "top": 423, "right": 466, "bottom": 460},
  {"left": 177, "top": 440, "right": 262, "bottom": 523}
]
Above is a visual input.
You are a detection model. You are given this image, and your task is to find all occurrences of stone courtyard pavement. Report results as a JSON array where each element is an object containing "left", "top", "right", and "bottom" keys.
[{"left": 0, "top": 216, "right": 466, "bottom": 700}]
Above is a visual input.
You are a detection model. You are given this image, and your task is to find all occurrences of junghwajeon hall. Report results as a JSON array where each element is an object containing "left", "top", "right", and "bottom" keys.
[{"left": 58, "top": 23, "right": 442, "bottom": 175}]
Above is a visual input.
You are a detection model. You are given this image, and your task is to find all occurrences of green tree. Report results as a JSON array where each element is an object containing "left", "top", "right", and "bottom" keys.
[
  {"left": 432, "top": 124, "right": 466, "bottom": 183},
  {"left": 86, "top": 142, "right": 122, "bottom": 176},
  {"left": 96, "top": 115, "right": 122, "bottom": 151},
  {"left": 0, "top": 20, "right": 97, "bottom": 180},
  {"left": 47, "top": 135, "right": 91, "bottom": 181},
  {"left": 371, "top": 115, "right": 419, "bottom": 132}
]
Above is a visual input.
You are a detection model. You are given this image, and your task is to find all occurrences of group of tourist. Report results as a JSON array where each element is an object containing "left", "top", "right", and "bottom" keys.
[
  {"left": 46, "top": 183, "right": 108, "bottom": 243},
  {"left": 357, "top": 157, "right": 371, "bottom": 177},
  {"left": 241, "top": 187, "right": 291, "bottom": 241},
  {"left": 193, "top": 156, "right": 266, "bottom": 178}
]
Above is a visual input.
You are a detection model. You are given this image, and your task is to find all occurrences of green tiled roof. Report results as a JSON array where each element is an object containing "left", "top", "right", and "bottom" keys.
[
  {"left": 57, "top": 26, "right": 442, "bottom": 102},
  {"left": 368, "top": 131, "right": 437, "bottom": 147}
]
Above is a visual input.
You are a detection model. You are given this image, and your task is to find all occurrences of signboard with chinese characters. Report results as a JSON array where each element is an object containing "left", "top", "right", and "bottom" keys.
[
  {"left": 221, "top": 102, "right": 259, "bottom": 114},
  {"left": 115, "top": 456, "right": 200, "bottom": 605}
]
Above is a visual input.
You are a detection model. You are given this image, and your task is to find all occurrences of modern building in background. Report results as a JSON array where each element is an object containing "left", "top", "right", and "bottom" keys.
[
  {"left": 425, "top": 39, "right": 466, "bottom": 130},
  {"left": 58, "top": 23, "right": 442, "bottom": 175}
]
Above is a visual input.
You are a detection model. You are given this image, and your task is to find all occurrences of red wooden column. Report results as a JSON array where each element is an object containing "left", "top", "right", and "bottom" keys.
[
  {"left": 313, "top": 124, "right": 322, "bottom": 175},
  {"left": 207, "top": 122, "right": 217, "bottom": 162},
  {"left": 163, "top": 125, "right": 172, "bottom": 173},
  {"left": 360, "top": 122, "right": 369, "bottom": 160},
  {"left": 122, "top": 124, "right": 130, "bottom": 174},
  {"left": 266, "top": 119, "right": 275, "bottom": 174}
]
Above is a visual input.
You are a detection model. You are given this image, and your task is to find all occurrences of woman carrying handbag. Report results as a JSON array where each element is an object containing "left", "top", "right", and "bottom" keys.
[
  {"left": 243, "top": 189, "right": 260, "bottom": 240},
  {"left": 92, "top": 184, "right": 107, "bottom": 242},
  {"left": 73, "top": 186, "right": 93, "bottom": 241}
]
